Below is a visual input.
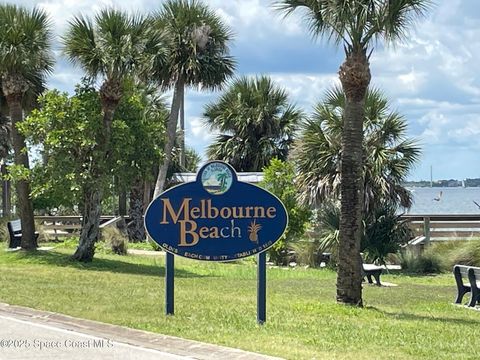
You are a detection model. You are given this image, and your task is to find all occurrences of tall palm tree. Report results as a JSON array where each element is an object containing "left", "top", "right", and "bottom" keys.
[
  {"left": 276, "top": 0, "right": 431, "bottom": 305},
  {"left": 204, "top": 76, "right": 302, "bottom": 172},
  {"left": 0, "top": 5, "right": 54, "bottom": 249},
  {"left": 294, "top": 86, "right": 420, "bottom": 210},
  {"left": 152, "top": 0, "right": 235, "bottom": 198},
  {"left": 63, "top": 9, "right": 166, "bottom": 261}
]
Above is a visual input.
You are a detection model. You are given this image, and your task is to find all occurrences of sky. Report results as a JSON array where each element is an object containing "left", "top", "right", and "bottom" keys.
[{"left": 12, "top": 0, "right": 480, "bottom": 181}]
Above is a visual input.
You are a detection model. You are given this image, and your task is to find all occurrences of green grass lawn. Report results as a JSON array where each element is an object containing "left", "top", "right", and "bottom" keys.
[{"left": 0, "top": 245, "right": 479, "bottom": 360}]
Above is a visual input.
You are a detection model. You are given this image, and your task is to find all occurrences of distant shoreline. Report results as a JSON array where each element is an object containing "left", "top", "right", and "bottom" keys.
[{"left": 403, "top": 178, "right": 480, "bottom": 188}]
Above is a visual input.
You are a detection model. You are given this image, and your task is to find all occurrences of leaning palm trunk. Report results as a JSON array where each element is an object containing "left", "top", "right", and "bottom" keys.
[
  {"left": 5, "top": 93, "right": 37, "bottom": 249},
  {"left": 128, "top": 176, "right": 146, "bottom": 242},
  {"left": 336, "top": 50, "right": 371, "bottom": 306},
  {"left": 154, "top": 75, "right": 184, "bottom": 198},
  {"left": 72, "top": 80, "right": 121, "bottom": 261}
]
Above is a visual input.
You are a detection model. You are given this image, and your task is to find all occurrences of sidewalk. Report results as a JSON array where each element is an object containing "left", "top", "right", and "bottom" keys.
[{"left": 0, "top": 303, "right": 282, "bottom": 360}]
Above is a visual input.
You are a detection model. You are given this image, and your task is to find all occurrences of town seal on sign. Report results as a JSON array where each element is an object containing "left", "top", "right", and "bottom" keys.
[{"left": 201, "top": 162, "right": 233, "bottom": 195}]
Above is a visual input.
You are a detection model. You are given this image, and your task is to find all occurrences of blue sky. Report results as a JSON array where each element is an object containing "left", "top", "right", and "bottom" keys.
[{"left": 16, "top": 0, "right": 480, "bottom": 181}]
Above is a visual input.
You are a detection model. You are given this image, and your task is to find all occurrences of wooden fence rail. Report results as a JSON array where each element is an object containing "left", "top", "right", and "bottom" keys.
[
  {"left": 401, "top": 214, "right": 480, "bottom": 243},
  {"left": 31, "top": 214, "right": 480, "bottom": 242},
  {"left": 35, "top": 216, "right": 125, "bottom": 239}
]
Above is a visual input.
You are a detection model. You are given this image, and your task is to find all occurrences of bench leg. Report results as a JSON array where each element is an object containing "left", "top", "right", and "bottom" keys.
[
  {"left": 455, "top": 287, "right": 468, "bottom": 304},
  {"left": 366, "top": 274, "right": 373, "bottom": 284},
  {"left": 468, "top": 287, "right": 479, "bottom": 307},
  {"left": 373, "top": 273, "right": 382, "bottom": 286}
]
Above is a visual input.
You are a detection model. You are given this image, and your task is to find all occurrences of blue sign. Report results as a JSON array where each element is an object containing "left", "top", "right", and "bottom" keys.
[{"left": 145, "top": 161, "right": 288, "bottom": 261}]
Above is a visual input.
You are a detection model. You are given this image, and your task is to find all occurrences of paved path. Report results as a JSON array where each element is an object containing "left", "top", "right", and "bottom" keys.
[
  {"left": 0, "top": 315, "right": 187, "bottom": 360},
  {"left": 0, "top": 303, "right": 282, "bottom": 360}
]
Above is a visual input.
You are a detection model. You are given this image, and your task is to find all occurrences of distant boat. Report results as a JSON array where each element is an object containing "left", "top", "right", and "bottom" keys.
[{"left": 433, "top": 191, "right": 443, "bottom": 201}]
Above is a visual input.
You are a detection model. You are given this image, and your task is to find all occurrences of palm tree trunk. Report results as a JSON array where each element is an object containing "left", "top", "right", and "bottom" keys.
[
  {"left": 1, "top": 163, "right": 11, "bottom": 217},
  {"left": 336, "top": 50, "right": 371, "bottom": 306},
  {"left": 179, "top": 92, "right": 185, "bottom": 168},
  {"left": 154, "top": 75, "right": 184, "bottom": 198},
  {"left": 128, "top": 176, "right": 145, "bottom": 242},
  {"left": 6, "top": 94, "right": 37, "bottom": 249},
  {"left": 0, "top": 115, "right": 9, "bottom": 161}
]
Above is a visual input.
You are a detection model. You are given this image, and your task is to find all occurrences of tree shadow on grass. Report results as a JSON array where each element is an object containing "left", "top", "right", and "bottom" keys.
[
  {"left": 366, "top": 306, "right": 480, "bottom": 326},
  {"left": 8, "top": 250, "right": 202, "bottom": 278}
]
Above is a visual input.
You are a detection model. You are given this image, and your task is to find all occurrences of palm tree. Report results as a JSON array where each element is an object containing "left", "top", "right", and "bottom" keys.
[
  {"left": 63, "top": 9, "right": 166, "bottom": 261},
  {"left": 276, "top": 0, "right": 431, "bottom": 305},
  {"left": 204, "top": 76, "right": 302, "bottom": 172},
  {"left": 0, "top": 5, "right": 54, "bottom": 249},
  {"left": 294, "top": 86, "right": 420, "bottom": 211},
  {"left": 152, "top": 0, "right": 235, "bottom": 198}
]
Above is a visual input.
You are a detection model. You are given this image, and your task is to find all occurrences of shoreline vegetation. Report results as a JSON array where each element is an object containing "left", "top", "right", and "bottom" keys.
[{"left": 404, "top": 178, "right": 480, "bottom": 187}]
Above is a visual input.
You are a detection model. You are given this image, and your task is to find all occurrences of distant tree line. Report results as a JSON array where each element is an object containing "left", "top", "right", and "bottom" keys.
[{"left": 403, "top": 179, "right": 480, "bottom": 187}]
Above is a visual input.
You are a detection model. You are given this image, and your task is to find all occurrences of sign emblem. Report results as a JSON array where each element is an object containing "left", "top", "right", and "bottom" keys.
[
  {"left": 201, "top": 162, "right": 233, "bottom": 195},
  {"left": 144, "top": 161, "right": 288, "bottom": 261}
]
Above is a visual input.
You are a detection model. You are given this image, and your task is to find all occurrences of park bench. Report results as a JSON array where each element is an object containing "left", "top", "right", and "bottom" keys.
[
  {"left": 363, "top": 264, "right": 383, "bottom": 286},
  {"left": 453, "top": 265, "right": 480, "bottom": 307},
  {"left": 7, "top": 219, "right": 39, "bottom": 248}
]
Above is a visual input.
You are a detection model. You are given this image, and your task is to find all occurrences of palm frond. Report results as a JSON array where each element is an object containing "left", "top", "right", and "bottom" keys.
[
  {"left": 154, "top": 0, "right": 235, "bottom": 90},
  {"left": 293, "top": 86, "right": 421, "bottom": 209},
  {"left": 204, "top": 76, "right": 302, "bottom": 171},
  {"left": 0, "top": 4, "right": 54, "bottom": 90},
  {"left": 275, "top": 0, "right": 433, "bottom": 53}
]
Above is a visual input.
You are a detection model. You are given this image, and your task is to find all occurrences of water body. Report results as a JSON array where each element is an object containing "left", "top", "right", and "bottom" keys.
[{"left": 406, "top": 187, "right": 480, "bottom": 214}]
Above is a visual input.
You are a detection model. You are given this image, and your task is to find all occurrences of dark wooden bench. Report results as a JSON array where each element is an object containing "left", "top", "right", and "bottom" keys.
[
  {"left": 453, "top": 265, "right": 480, "bottom": 307},
  {"left": 363, "top": 264, "right": 383, "bottom": 286},
  {"left": 7, "top": 219, "right": 39, "bottom": 248}
]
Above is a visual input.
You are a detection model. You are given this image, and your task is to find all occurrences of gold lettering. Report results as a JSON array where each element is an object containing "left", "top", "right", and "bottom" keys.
[
  {"left": 232, "top": 207, "right": 244, "bottom": 218},
  {"left": 207, "top": 199, "right": 219, "bottom": 218},
  {"left": 266, "top": 207, "right": 276, "bottom": 218},
  {"left": 199, "top": 226, "right": 210, "bottom": 238},
  {"left": 245, "top": 206, "right": 254, "bottom": 218},
  {"left": 209, "top": 227, "right": 219, "bottom": 238},
  {"left": 178, "top": 220, "right": 199, "bottom": 246},
  {"left": 161, "top": 198, "right": 191, "bottom": 224},
  {"left": 254, "top": 206, "right": 265, "bottom": 218},
  {"left": 220, "top": 207, "right": 231, "bottom": 218},
  {"left": 191, "top": 206, "right": 201, "bottom": 219}
]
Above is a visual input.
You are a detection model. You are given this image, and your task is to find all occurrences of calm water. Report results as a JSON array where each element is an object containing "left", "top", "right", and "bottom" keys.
[{"left": 406, "top": 187, "right": 480, "bottom": 214}]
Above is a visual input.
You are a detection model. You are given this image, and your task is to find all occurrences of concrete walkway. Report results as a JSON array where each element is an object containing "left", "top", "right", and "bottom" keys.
[
  {"left": 127, "top": 248, "right": 166, "bottom": 256},
  {"left": 0, "top": 303, "right": 282, "bottom": 360}
]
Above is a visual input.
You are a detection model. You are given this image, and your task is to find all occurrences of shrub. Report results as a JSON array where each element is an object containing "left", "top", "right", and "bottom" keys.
[
  {"left": 261, "top": 159, "right": 312, "bottom": 265},
  {"left": 400, "top": 249, "right": 444, "bottom": 274},
  {"left": 448, "top": 240, "right": 480, "bottom": 267},
  {"left": 101, "top": 226, "right": 128, "bottom": 255},
  {"left": 0, "top": 217, "right": 12, "bottom": 243},
  {"left": 148, "top": 238, "right": 162, "bottom": 251},
  {"left": 314, "top": 201, "right": 411, "bottom": 265},
  {"left": 362, "top": 204, "right": 413, "bottom": 264},
  {"left": 290, "top": 239, "right": 326, "bottom": 268}
]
